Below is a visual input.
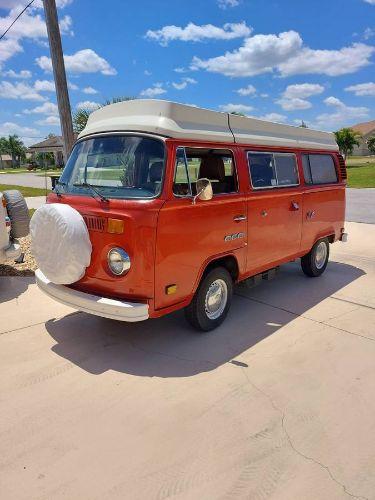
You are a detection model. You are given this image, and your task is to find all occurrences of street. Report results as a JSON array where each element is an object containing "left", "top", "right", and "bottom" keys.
[{"left": 0, "top": 221, "right": 374, "bottom": 500}]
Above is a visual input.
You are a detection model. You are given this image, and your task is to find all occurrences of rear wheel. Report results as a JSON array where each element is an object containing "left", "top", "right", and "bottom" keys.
[
  {"left": 301, "top": 238, "right": 329, "bottom": 277},
  {"left": 185, "top": 267, "right": 233, "bottom": 332}
]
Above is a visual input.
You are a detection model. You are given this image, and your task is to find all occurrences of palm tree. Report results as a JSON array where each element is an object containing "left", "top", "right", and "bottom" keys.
[
  {"left": 367, "top": 136, "right": 375, "bottom": 156},
  {"left": 334, "top": 128, "right": 362, "bottom": 159},
  {"left": 0, "top": 137, "right": 8, "bottom": 170},
  {"left": 6, "top": 135, "right": 26, "bottom": 168},
  {"left": 73, "top": 96, "right": 136, "bottom": 133}
]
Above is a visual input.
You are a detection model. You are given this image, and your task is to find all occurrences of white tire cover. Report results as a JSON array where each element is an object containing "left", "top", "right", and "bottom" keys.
[{"left": 30, "top": 203, "right": 92, "bottom": 285}]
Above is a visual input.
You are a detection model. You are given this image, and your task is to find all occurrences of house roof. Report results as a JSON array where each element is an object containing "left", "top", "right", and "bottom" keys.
[
  {"left": 79, "top": 99, "right": 338, "bottom": 151},
  {"left": 28, "top": 136, "right": 63, "bottom": 152},
  {"left": 351, "top": 120, "right": 375, "bottom": 136}
]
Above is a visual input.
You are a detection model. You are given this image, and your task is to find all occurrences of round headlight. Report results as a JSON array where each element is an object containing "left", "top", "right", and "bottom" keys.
[{"left": 107, "top": 247, "right": 131, "bottom": 276}]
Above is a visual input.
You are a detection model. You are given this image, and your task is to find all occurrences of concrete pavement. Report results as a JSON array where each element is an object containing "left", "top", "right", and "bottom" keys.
[
  {"left": 346, "top": 188, "right": 375, "bottom": 224},
  {"left": 26, "top": 196, "right": 47, "bottom": 210},
  {"left": 0, "top": 172, "right": 52, "bottom": 189},
  {"left": 0, "top": 221, "right": 374, "bottom": 500}
]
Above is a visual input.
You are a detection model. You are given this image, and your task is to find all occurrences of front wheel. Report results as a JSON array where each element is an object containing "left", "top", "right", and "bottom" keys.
[
  {"left": 185, "top": 267, "right": 233, "bottom": 332},
  {"left": 301, "top": 238, "right": 329, "bottom": 277}
]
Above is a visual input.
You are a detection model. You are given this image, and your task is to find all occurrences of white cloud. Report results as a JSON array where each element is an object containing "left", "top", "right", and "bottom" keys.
[
  {"left": 279, "top": 43, "right": 374, "bottom": 77},
  {"left": 172, "top": 77, "right": 197, "bottom": 90},
  {"left": 1, "top": 69, "right": 31, "bottom": 79},
  {"left": 345, "top": 82, "right": 375, "bottom": 96},
  {"left": 236, "top": 84, "right": 256, "bottom": 96},
  {"left": 36, "top": 115, "right": 61, "bottom": 126},
  {"left": 76, "top": 100, "right": 100, "bottom": 111},
  {"left": 36, "top": 49, "right": 117, "bottom": 75},
  {"left": 174, "top": 67, "right": 188, "bottom": 73},
  {"left": 257, "top": 113, "right": 287, "bottom": 123},
  {"left": 314, "top": 96, "right": 369, "bottom": 129},
  {"left": 0, "top": 121, "right": 40, "bottom": 138},
  {"left": 363, "top": 0, "right": 375, "bottom": 4},
  {"left": 68, "top": 81, "right": 78, "bottom": 90},
  {"left": 282, "top": 83, "right": 325, "bottom": 99},
  {"left": 363, "top": 27, "right": 375, "bottom": 40},
  {"left": 0, "top": 81, "right": 45, "bottom": 101},
  {"left": 277, "top": 83, "right": 325, "bottom": 111},
  {"left": 24, "top": 101, "right": 59, "bottom": 115},
  {"left": 146, "top": 22, "right": 251, "bottom": 45},
  {"left": 34, "top": 79, "right": 55, "bottom": 92},
  {"left": 140, "top": 83, "right": 166, "bottom": 98},
  {"left": 0, "top": 38, "right": 23, "bottom": 68},
  {"left": 191, "top": 30, "right": 374, "bottom": 78},
  {"left": 83, "top": 86, "right": 98, "bottom": 94},
  {"left": 218, "top": 0, "right": 240, "bottom": 9},
  {"left": 192, "top": 31, "right": 303, "bottom": 77},
  {"left": 218, "top": 103, "right": 254, "bottom": 114},
  {"left": 0, "top": 3, "right": 73, "bottom": 68},
  {"left": 277, "top": 97, "right": 312, "bottom": 111},
  {"left": 144, "top": 70, "right": 152, "bottom": 76},
  {"left": 59, "top": 15, "right": 74, "bottom": 36}
]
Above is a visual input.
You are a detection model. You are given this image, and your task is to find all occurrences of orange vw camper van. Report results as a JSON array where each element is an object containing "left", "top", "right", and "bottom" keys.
[{"left": 31, "top": 100, "right": 347, "bottom": 331}]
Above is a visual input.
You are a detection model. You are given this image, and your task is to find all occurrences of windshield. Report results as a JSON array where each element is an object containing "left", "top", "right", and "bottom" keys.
[{"left": 59, "top": 135, "right": 166, "bottom": 199}]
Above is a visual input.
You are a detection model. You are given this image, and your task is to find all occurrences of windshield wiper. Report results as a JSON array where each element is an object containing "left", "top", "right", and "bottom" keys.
[{"left": 73, "top": 182, "right": 109, "bottom": 202}]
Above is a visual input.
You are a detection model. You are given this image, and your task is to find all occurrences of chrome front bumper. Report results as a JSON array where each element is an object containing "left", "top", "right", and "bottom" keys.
[{"left": 35, "top": 269, "right": 149, "bottom": 322}]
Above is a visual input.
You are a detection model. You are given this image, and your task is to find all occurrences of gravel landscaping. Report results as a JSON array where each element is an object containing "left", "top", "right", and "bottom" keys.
[{"left": 0, "top": 235, "right": 37, "bottom": 276}]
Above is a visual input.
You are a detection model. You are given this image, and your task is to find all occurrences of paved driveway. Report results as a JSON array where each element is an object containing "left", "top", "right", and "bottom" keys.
[
  {"left": 0, "top": 221, "right": 374, "bottom": 500},
  {"left": 346, "top": 188, "right": 375, "bottom": 224},
  {"left": 0, "top": 172, "right": 52, "bottom": 189}
]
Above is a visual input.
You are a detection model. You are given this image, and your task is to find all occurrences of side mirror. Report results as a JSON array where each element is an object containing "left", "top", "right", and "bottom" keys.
[{"left": 193, "top": 178, "right": 213, "bottom": 204}]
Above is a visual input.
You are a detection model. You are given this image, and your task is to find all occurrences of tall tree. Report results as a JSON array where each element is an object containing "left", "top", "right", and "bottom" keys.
[
  {"left": 73, "top": 97, "right": 136, "bottom": 133},
  {"left": 335, "top": 128, "right": 362, "bottom": 158},
  {"left": 334, "top": 128, "right": 362, "bottom": 159},
  {"left": 0, "top": 137, "right": 7, "bottom": 170},
  {"left": 367, "top": 136, "right": 375, "bottom": 155},
  {"left": 5, "top": 135, "right": 26, "bottom": 168}
]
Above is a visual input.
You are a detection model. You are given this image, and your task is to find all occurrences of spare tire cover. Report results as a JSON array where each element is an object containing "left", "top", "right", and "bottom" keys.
[{"left": 30, "top": 203, "right": 92, "bottom": 285}]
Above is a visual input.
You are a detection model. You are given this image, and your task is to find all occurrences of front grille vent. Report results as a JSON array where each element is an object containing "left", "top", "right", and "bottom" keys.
[
  {"left": 337, "top": 154, "right": 347, "bottom": 180},
  {"left": 83, "top": 215, "right": 106, "bottom": 232}
]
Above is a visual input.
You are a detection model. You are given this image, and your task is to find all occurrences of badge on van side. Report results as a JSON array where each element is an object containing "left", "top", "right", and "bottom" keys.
[{"left": 224, "top": 232, "right": 245, "bottom": 242}]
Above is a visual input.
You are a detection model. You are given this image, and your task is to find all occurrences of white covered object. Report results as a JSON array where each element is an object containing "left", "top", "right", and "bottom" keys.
[
  {"left": 79, "top": 99, "right": 338, "bottom": 152},
  {"left": 30, "top": 203, "right": 92, "bottom": 285}
]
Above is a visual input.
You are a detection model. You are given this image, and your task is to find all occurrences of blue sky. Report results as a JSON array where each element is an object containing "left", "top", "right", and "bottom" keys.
[{"left": 0, "top": 0, "right": 374, "bottom": 145}]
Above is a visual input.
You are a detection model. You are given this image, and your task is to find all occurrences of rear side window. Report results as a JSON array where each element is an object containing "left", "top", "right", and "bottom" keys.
[
  {"left": 247, "top": 152, "right": 299, "bottom": 189},
  {"left": 302, "top": 154, "right": 338, "bottom": 184}
]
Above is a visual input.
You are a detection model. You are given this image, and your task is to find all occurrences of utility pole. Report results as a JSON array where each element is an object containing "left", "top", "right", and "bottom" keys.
[{"left": 43, "top": 0, "right": 74, "bottom": 161}]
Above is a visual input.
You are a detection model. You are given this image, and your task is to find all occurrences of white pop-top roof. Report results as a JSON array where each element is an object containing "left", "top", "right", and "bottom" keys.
[{"left": 79, "top": 99, "right": 338, "bottom": 151}]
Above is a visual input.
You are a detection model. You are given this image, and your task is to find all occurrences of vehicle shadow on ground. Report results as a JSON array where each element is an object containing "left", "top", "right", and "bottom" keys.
[
  {"left": 0, "top": 275, "right": 33, "bottom": 303},
  {"left": 45, "top": 261, "right": 365, "bottom": 378}
]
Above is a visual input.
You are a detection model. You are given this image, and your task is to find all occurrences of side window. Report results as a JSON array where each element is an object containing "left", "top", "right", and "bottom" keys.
[
  {"left": 302, "top": 155, "right": 312, "bottom": 184},
  {"left": 247, "top": 153, "right": 276, "bottom": 188},
  {"left": 173, "top": 147, "right": 191, "bottom": 197},
  {"left": 248, "top": 152, "right": 298, "bottom": 188},
  {"left": 302, "top": 154, "right": 338, "bottom": 184},
  {"left": 274, "top": 154, "right": 299, "bottom": 186},
  {"left": 173, "top": 148, "right": 238, "bottom": 197}
]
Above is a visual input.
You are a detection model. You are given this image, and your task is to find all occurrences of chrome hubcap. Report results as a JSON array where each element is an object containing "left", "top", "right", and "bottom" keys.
[
  {"left": 205, "top": 279, "right": 228, "bottom": 320},
  {"left": 315, "top": 241, "right": 327, "bottom": 269}
]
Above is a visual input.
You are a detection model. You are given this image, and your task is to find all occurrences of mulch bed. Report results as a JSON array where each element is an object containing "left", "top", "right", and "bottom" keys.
[{"left": 0, "top": 235, "right": 37, "bottom": 276}]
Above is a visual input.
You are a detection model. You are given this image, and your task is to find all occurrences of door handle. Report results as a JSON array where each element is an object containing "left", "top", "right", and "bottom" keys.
[
  {"left": 291, "top": 201, "right": 299, "bottom": 211},
  {"left": 234, "top": 215, "right": 247, "bottom": 222}
]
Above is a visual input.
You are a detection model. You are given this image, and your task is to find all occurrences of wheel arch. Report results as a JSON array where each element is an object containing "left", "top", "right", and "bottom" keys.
[{"left": 194, "top": 253, "right": 239, "bottom": 294}]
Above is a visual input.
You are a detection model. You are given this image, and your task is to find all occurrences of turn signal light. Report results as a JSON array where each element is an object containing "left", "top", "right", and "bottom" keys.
[{"left": 107, "top": 218, "right": 124, "bottom": 234}]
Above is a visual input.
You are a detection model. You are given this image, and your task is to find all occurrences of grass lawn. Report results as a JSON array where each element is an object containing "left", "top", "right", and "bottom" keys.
[
  {"left": 0, "top": 169, "right": 30, "bottom": 174},
  {"left": 346, "top": 156, "right": 375, "bottom": 188},
  {"left": 0, "top": 184, "right": 50, "bottom": 197}
]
